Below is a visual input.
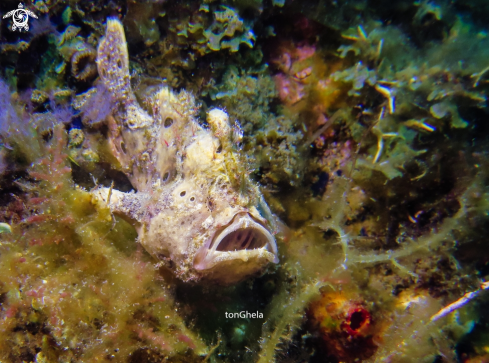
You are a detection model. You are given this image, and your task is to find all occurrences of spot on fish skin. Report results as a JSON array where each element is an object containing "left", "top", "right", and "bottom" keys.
[
  {"left": 207, "top": 198, "right": 215, "bottom": 211},
  {"left": 164, "top": 117, "right": 174, "bottom": 128}
]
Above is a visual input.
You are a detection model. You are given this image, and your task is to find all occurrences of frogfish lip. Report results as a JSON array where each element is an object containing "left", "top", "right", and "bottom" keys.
[{"left": 194, "top": 213, "right": 279, "bottom": 273}]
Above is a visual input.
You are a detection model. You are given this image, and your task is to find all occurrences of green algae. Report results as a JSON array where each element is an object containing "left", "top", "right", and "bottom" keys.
[
  {"left": 203, "top": 66, "right": 305, "bottom": 186},
  {"left": 0, "top": 125, "right": 206, "bottom": 361},
  {"left": 168, "top": 3, "right": 255, "bottom": 56}
]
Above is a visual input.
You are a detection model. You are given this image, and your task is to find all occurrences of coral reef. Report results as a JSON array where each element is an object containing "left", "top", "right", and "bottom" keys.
[
  {"left": 170, "top": 4, "right": 255, "bottom": 55},
  {"left": 0, "top": 0, "right": 489, "bottom": 362},
  {"left": 203, "top": 66, "right": 305, "bottom": 186}
]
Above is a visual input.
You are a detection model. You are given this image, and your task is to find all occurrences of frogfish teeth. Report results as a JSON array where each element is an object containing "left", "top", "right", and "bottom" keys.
[{"left": 92, "top": 18, "right": 279, "bottom": 284}]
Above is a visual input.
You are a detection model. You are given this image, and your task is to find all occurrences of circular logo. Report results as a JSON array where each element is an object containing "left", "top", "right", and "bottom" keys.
[{"left": 3, "top": 3, "right": 38, "bottom": 32}]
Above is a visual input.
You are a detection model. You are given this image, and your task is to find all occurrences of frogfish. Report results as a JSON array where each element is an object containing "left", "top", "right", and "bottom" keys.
[{"left": 92, "top": 18, "right": 279, "bottom": 284}]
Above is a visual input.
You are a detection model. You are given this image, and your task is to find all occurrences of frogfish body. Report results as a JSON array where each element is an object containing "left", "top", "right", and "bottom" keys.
[{"left": 92, "top": 18, "right": 279, "bottom": 284}]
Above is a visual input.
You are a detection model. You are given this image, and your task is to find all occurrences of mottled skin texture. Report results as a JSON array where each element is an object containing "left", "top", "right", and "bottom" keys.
[{"left": 93, "top": 19, "right": 278, "bottom": 284}]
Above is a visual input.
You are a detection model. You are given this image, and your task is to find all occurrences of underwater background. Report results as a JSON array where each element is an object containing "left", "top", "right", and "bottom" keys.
[{"left": 1, "top": 0, "right": 489, "bottom": 362}]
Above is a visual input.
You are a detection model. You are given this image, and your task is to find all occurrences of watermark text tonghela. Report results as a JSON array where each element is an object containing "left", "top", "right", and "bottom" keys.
[{"left": 225, "top": 311, "right": 263, "bottom": 319}]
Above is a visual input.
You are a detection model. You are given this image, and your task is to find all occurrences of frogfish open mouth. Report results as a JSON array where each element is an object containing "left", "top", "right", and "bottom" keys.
[{"left": 194, "top": 212, "right": 279, "bottom": 271}]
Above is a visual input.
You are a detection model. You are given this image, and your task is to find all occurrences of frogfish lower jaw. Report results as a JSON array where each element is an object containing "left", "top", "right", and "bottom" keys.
[{"left": 193, "top": 213, "right": 279, "bottom": 276}]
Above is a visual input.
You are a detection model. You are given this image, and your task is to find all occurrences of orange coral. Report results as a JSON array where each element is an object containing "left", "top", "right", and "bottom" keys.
[{"left": 307, "top": 288, "right": 378, "bottom": 362}]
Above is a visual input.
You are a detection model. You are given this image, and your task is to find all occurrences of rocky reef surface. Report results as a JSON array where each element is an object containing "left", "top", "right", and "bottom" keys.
[{"left": 0, "top": 0, "right": 489, "bottom": 362}]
